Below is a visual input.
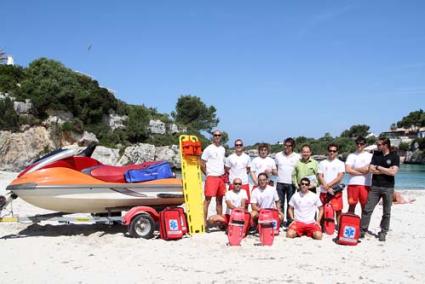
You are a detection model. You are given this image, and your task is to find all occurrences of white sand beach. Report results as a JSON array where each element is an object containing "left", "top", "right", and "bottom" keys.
[{"left": 0, "top": 170, "right": 424, "bottom": 284}]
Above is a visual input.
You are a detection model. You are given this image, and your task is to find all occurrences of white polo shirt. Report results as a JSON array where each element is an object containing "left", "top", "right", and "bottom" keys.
[
  {"left": 318, "top": 158, "right": 345, "bottom": 193},
  {"left": 201, "top": 144, "right": 225, "bottom": 176},
  {"left": 251, "top": 156, "right": 276, "bottom": 176},
  {"left": 275, "top": 151, "right": 301, "bottom": 184},
  {"left": 224, "top": 189, "right": 248, "bottom": 215},
  {"left": 251, "top": 185, "right": 279, "bottom": 209},
  {"left": 346, "top": 151, "right": 373, "bottom": 186},
  {"left": 225, "top": 152, "right": 251, "bottom": 185},
  {"left": 289, "top": 191, "right": 322, "bottom": 224}
]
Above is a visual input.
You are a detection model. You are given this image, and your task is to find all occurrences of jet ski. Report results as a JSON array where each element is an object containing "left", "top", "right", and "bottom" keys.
[{"left": 3, "top": 145, "right": 184, "bottom": 213}]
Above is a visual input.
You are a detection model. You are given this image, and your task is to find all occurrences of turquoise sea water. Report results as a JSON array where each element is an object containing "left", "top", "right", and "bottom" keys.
[
  {"left": 393, "top": 164, "right": 425, "bottom": 189},
  {"left": 190, "top": 163, "right": 425, "bottom": 190},
  {"left": 343, "top": 164, "right": 425, "bottom": 190}
]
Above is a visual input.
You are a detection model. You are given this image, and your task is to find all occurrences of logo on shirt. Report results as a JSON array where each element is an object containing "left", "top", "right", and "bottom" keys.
[{"left": 386, "top": 159, "right": 391, "bottom": 165}]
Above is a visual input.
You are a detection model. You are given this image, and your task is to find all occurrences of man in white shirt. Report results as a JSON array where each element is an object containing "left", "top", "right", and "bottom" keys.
[
  {"left": 207, "top": 178, "right": 248, "bottom": 229},
  {"left": 225, "top": 139, "right": 252, "bottom": 204},
  {"left": 275, "top": 137, "right": 300, "bottom": 225},
  {"left": 287, "top": 177, "right": 323, "bottom": 239},
  {"left": 317, "top": 143, "right": 345, "bottom": 226},
  {"left": 250, "top": 173, "right": 283, "bottom": 223},
  {"left": 250, "top": 143, "right": 277, "bottom": 186},
  {"left": 345, "top": 136, "right": 373, "bottom": 214},
  {"left": 201, "top": 130, "right": 226, "bottom": 225}
]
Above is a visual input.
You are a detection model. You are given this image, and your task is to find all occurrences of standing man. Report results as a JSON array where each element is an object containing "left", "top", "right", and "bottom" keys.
[
  {"left": 251, "top": 143, "right": 277, "bottom": 186},
  {"left": 250, "top": 173, "right": 283, "bottom": 224},
  {"left": 360, "top": 137, "right": 400, "bottom": 242},
  {"left": 201, "top": 130, "right": 226, "bottom": 226},
  {"left": 292, "top": 144, "right": 319, "bottom": 193},
  {"left": 287, "top": 177, "right": 323, "bottom": 240},
  {"left": 225, "top": 139, "right": 252, "bottom": 203},
  {"left": 317, "top": 143, "right": 345, "bottom": 226},
  {"left": 345, "top": 136, "right": 373, "bottom": 214},
  {"left": 275, "top": 137, "right": 300, "bottom": 225}
]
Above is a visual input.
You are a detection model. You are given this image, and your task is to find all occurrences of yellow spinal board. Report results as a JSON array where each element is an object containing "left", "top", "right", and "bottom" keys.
[{"left": 179, "top": 135, "right": 205, "bottom": 234}]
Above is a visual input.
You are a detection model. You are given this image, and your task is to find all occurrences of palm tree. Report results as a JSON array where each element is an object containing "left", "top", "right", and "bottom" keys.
[{"left": 0, "top": 49, "right": 7, "bottom": 64}]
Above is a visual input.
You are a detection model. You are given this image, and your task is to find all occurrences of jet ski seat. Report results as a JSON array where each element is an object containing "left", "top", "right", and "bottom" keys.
[{"left": 82, "top": 161, "right": 161, "bottom": 183}]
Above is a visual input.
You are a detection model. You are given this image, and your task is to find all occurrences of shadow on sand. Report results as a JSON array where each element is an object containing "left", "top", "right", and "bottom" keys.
[{"left": 1, "top": 223, "right": 128, "bottom": 239}]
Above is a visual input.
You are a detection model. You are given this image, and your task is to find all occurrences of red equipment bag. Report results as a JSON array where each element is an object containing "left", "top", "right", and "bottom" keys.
[
  {"left": 258, "top": 209, "right": 275, "bottom": 246},
  {"left": 323, "top": 203, "right": 335, "bottom": 235},
  {"left": 227, "top": 208, "right": 246, "bottom": 246},
  {"left": 336, "top": 213, "right": 361, "bottom": 246},
  {"left": 175, "top": 207, "right": 188, "bottom": 235},
  {"left": 159, "top": 207, "right": 185, "bottom": 240}
]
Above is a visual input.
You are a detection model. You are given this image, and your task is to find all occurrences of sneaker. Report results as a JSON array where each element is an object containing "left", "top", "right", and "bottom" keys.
[{"left": 378, "top": 232, "right": 386, "bottom": 242}]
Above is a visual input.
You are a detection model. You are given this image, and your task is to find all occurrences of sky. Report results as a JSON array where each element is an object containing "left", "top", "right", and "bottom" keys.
[{"left": 1, "top": 0, "right": 424, "bottom": 145}]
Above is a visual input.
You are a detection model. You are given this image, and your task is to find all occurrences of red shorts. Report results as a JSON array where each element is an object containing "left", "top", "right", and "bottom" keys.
[
  {"left": 228, "top": 183, "right": 251, "bottom": 203},
  {"left": 320, "top": 192, "right": 343, "bottom": 212},
  {"left": 204, "top": 176, "right": 226, "bottom": 197},
  {"left": 224, "top": 214, "right": 230, "bottom": 224},
  {"left": 288, "top": 221, "right": 321, "bottom": 237},
  {"left": 347, "top": 185, "right": 370, "bottom": 207}
]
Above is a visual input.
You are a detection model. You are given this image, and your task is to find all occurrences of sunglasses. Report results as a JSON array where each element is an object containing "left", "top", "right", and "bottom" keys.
[
  {"left": 301, "top": 183, "right": 310, "bottom": 186},
  {"left": 235, "top": 144, "right": 243, "bottom": 147},
  {"left": 233, "top": 183, "right": 242, "bottom": 186},
  {"left": 328, "top": 150, "right": 337, "bottom": 153},
  {"left": 213, "top": 134, "right": 222, "bottom": 137}
]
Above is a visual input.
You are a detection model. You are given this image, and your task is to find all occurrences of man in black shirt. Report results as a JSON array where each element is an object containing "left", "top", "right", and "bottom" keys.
[{"left": 360, "top": 137, "right": 400, "bottom": 241}]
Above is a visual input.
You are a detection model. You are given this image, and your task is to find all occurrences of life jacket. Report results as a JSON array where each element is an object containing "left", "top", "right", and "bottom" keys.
[
  {"left": 258, "top": 209, "right": 275, "bottom": 246},
  {"left": 323, "top": 203, "right": 335, "bottom": 235},
  {"left": 227, "top": 208, "right": 246, "bottom": 246}
]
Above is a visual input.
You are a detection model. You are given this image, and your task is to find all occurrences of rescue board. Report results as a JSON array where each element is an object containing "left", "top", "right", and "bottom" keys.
[{"left": 179, "top": 135, "right": 205, "bottom": 234}]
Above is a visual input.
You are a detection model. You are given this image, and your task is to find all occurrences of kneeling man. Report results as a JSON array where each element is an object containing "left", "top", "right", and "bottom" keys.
[
  {"left": 251, "top": 173, "right": 283, "bottom": 224},
  {"left": 207, "top": 178, "right": 248, "bottom": 229},
  {"left": 287, "top": 177, "right": 323, "bottom": 240}
]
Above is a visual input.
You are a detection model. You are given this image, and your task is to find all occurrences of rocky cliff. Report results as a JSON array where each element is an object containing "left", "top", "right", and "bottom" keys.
[
  {"left": 0, "top": 126, "right": 182, "bottom": 172},
  {"left": 405, "top": 150, "right": 425, "bottom": 164}
]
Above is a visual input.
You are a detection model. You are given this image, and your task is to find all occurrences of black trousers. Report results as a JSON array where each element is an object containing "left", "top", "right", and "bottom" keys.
[
  {"left": 360, "top": 186, "right": 394, "bottom": 234},
  {"left": 276, "top": 182, "right": 296, "bottom": 221}
]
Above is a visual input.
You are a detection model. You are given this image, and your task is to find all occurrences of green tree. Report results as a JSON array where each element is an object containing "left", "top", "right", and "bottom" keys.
[
  {"left": 0, "top": 64, "right": 25, "bottom": 95},
  {"left": 396, "top": 109, "right": 425, "bottom": 128},
  {"left": 172, "top": 95, "right": 219, "bottom": 132},
  {"left": 414, "top": 138, "right": 425, "bottom": 151},
  {"left": 126, "top": 105, "right": 150, "bottom": 143},
  {"left": 0, "top": 97, "right": 19, "bottom": 131},
  {"left": 341, "top": 124, "right": 370, "bottom": 138},
  {"left": 0, "top": 49, "right": 6, "bottom": 64},
  {"left": 398, "top": 142, "right": 410, "bottom": 151}
]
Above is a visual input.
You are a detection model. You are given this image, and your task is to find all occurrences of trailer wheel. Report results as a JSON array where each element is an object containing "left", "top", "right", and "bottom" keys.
[{"left": 128, "top": 213, "right": 155, "bottom": 239}]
